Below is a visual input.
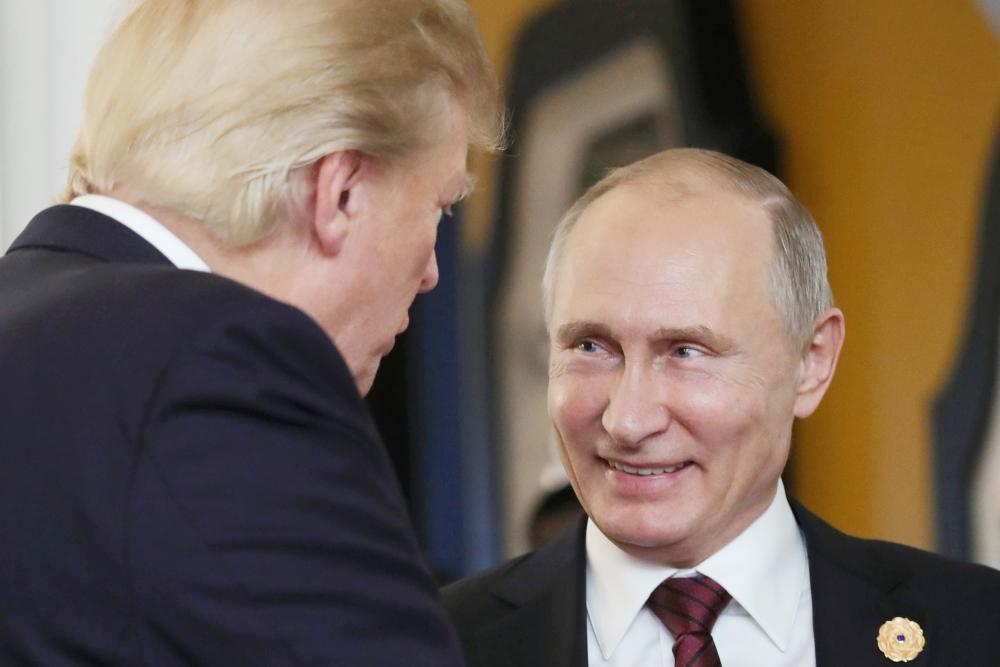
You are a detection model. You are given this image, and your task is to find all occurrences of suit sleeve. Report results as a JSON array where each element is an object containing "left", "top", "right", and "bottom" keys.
[{"left": 126, "top": 302, "right": 464, "bottom": 667}]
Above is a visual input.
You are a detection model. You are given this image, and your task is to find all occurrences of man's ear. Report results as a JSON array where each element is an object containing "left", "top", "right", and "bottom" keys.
[
  {"left": 793, "top": 307, "right": 845, "bottom": 419},
  {"left": 312, "top": 151, "right": 364, "bottom": 256}
]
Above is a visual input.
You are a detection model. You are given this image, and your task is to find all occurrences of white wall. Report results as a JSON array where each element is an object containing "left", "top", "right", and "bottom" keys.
[{"left": 0, "top": 0, "right": 121, "bottom": 249}]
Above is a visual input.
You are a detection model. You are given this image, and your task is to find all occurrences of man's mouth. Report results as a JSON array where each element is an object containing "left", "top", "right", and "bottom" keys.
[{"left": 607, "top": 459, "right": 692, "bottom": 476}]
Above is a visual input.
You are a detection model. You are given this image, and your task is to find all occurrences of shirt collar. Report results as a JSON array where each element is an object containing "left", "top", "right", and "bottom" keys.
[
  {"left": 585, "top": 480, "right": 808, "bottom": 658},
  {"left": 586, "top": 519, "right": 680, "bottom": 660},
  {"left": 70, "top": 194, "right": 211, "bottom": 272}
]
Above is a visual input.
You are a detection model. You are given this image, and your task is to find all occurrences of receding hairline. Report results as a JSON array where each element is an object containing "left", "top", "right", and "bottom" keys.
[
  {"left": 542, "top": 148, "right": 832, "bottom": 345},
  {"left": 578, "top": 151, "right": 789, "bottom": 219},
  {"left": 546, "top": 173, "right": 777, "bottom": 299},
  {"left": 544, "top": 155, "right": 779, "bottom": 302}
]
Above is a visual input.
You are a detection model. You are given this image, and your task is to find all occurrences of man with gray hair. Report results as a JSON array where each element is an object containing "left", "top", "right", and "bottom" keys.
[
  {"left": 0, "top": 1, "right": 502, "bottom": 665},
  {"left": 443, "top": 148, "right": 1000, "bottom": 665}
]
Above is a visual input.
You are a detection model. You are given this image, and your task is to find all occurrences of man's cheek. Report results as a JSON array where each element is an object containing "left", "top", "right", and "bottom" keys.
[
  {"left": 682, "top": 376, "right": 761, "bottom": 424},
  {"left": 552, "top": 380, "right": 607, "bottom": 434}
]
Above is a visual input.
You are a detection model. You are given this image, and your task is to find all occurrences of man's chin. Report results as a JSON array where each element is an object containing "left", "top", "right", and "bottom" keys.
[
  {"left": 353, "top": 360, "right": 380, "bottom": 397},
  {"left": 353, "top": 342, "right": 396, "bottom": 396},
  {"left": 596, "top": 513, "right": 695, "bottom": 558}
]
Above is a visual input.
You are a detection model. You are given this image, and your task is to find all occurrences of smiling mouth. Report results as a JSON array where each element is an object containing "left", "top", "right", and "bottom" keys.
[{"left": 607, "top": 459, "right": 692, "bottom": 476}]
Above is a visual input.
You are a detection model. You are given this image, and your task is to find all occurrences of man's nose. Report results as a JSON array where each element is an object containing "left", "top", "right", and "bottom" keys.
[
  {"left": 418, "top": 250, "right": 439, "bottom": 293},
  {"left": 601, "top": 362, "right": 671, "bottom": 447}
]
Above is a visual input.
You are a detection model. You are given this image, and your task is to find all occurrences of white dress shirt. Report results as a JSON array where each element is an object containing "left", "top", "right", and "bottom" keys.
[
  {"left": 586, "top": 481, "right": 815, "bottom": 666},
  {"left": 70, "top": 194, "right": 211, "bottom": 272}
]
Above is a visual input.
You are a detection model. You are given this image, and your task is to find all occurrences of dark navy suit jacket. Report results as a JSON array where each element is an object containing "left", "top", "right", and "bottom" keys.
[
  {"left": 442, "top": 501, "right": 1000, "bottom": 666},
  {"left": 0, "top": 205, "right": 465, "bottom": 666}
]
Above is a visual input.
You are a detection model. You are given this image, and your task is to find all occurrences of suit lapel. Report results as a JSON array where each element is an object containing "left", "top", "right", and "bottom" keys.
[
  {"left": 792, "top": 501, "right": 932, "bottom": 666},
  {"left": 476, "top": 520, "right": 587, "bottom": 667},
  {"left": 7, "top": 205, "right": 172, "bottom": 266}
]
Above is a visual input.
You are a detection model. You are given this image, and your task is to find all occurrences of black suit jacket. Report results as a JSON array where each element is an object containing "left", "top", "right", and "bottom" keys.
[
  {"left": 442, "top": 500, "right": 1000, "bottom": 666},
  {"left": 0, "top": 205, "right": 464, "bottom": 666}
]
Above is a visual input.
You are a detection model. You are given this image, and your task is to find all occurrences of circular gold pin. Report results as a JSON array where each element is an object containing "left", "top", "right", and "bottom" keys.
[{"left": 877, "top": 617, "right": 925, "bottom": 662}]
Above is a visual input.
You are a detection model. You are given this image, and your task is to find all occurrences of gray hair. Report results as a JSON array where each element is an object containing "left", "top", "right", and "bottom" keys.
[{"left": 542, "top": 148, "right": 834, "bottom": 345}]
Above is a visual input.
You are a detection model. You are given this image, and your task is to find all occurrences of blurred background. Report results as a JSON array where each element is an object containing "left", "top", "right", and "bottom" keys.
[{"left": 2, "top": 0, "right": 1000, "bottom": 581}]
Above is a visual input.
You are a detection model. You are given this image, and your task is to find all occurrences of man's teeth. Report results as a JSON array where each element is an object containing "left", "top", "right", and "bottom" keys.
[{"left": 610, "top": 460, "right": 686, "bottom": 476}]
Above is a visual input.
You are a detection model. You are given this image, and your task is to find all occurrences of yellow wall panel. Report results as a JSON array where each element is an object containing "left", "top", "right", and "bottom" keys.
[{"left": 737, "top": 0, "right": 1000, "bottom": 548}]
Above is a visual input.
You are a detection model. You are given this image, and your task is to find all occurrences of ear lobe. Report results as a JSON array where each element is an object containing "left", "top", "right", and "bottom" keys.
[
  {"left": 793, "top": 308, "right": 845, "bottom": 419},
  {"left": 313, "top": 151, "right": 364, "bottom": 256}
]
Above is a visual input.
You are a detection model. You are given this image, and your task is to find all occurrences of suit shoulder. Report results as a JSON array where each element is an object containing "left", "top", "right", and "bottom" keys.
[
  {"left": 442, "top": 521, "right": 584, "bottom": 626},
  {"left": 6, "top": 259, "right": 318, "bottom": 352},
  {"left": 6, "top": 261, "right": 361, "bottom": 439},
  {"left": 865, "top": 537, "right": 1000, "bottom": 597},
  {"left": 441, "top": 553, "right": 532, "bottom": 615},
  {"left": 135, "top": 271, "right": 368, "bottom": 433},
  {"left": 97, "top": 266, "right": 309, "bottom": 330},
  {"left": 797, "top": 502, "right": 1000, "bottom": 612},
  {"left": 439, "top": 553, "right": 537, "bottom": 663},
  {"left": 93, "top": 267, "right": 341, "bottom": 373},
  {"left": 817, "top": 514, "right": 1000, "bottom": 587}
]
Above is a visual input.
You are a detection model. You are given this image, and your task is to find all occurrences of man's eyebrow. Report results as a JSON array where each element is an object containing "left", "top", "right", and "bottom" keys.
[
  {"left": 653, "top": 325, "right": 738, "bottom": 353},
  {"left": 554, "top": 320, "right": 614, "bottom": 344}
]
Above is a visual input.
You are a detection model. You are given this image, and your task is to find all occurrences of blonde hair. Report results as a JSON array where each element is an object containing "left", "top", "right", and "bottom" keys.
[
  {"left": 63, "top": 0, "right": 504, "bottom": 246},
  {"left": 542, "top": 148, "right": 833, "bottom": 345}
]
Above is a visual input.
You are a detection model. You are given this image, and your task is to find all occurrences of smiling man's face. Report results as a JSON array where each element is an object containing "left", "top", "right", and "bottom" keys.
[{"left": 547, "top": 182, "right": 805, "bottom": 566}]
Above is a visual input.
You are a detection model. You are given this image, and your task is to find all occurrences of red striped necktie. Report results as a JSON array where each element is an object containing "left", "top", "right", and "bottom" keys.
[{"left": 647, "top": 574, "right": 732, "bottom": 667}]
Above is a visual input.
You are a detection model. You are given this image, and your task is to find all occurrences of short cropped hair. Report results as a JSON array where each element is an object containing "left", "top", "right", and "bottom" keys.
[
  {"left": 542, "top": 148, "right": 834, "bottom": 346},
  {"left": 63, "top": 0, "right": 504, "bottom": 246}
]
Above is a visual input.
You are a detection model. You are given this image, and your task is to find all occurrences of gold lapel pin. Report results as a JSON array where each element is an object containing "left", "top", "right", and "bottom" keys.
[{"left": 877, "top": 617, "right": 925, "bottom": 662}]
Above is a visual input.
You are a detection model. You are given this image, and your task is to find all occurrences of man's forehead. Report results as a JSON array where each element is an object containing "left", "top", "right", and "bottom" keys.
[
  {"left": 569, "top": 184, "right": 772, "bottom": 264},
  {"left": 552, "top": 184, "right": 776, "bottom": 325}
]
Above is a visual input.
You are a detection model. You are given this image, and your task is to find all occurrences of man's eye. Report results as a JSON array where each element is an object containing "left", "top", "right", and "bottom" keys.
[
  {"left": 578, "top": 340, "right": 601, "bottom": 353},
  {"left": 674, "top": 345, "right": 703, "bottom": 358}
]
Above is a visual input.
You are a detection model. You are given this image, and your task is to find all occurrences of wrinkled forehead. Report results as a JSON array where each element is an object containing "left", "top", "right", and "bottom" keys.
[
  {"left": 549, "top": 185, "right": 782, "bottom": 347},
  {"left": 570, "top": 182, "right": 773, "bottom": 271},
  {"left": 549, "top": 183, "right": 775, "bottom": 325}
]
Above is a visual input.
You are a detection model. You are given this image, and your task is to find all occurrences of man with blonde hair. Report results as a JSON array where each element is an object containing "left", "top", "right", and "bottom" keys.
[
  {"left": 444, "top": 148, "right": 1000, "bottom": 666},
  {"left": 0, "top": 1, "right": 502, "bottom": 665}
]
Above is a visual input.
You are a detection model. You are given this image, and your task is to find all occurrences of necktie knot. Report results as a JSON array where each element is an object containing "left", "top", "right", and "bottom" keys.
[{"left": 648, "top": 574, "right": 731, "bottom": 666}]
